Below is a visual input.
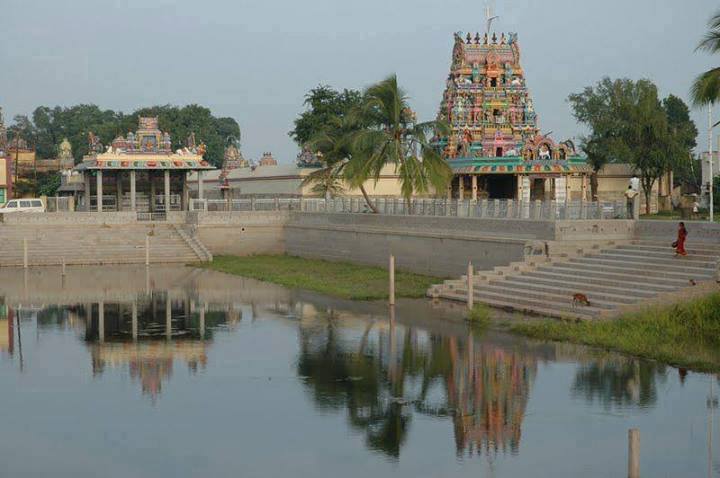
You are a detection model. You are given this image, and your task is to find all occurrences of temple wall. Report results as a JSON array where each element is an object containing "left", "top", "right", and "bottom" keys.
[
  {"left": 284, "top": 212, "right": 549, "bottom": 277},
  {"left": 195, "top": 211, "right": 289, "bottom": 256}
]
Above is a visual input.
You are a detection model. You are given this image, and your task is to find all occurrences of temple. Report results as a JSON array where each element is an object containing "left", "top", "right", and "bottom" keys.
[
  {"left": 437, "top": 32, "right": 591, "bottom": 201},
  {"left": 74, "top": 117, "right": 215, "bottom": 212}
]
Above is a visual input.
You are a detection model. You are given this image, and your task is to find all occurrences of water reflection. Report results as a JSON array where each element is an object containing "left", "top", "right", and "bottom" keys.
[
  {"left": 571, "top": 358, "right": 667, "bottom": 410},
  {"left": 1, "top": 266, "right": 718, "bottom": 476},
  {"left": 297, "top": 311, "right": 536, "bottom": 458}
]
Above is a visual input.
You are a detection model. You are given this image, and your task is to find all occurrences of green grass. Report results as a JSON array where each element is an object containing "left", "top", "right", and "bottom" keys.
[
  {"left": 511, "top": 292, "right": 720, "bottom": 372},
  {"left": 467, "top": 304, "right": 491, "bottom": 326},
  {"left": 200, "top": 255, "right": 442, "bottom": 301}
]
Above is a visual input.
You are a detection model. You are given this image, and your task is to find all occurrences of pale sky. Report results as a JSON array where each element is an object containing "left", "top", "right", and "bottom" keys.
[{"left": 1, "top": 0, "right": 718, "bottom": 163}]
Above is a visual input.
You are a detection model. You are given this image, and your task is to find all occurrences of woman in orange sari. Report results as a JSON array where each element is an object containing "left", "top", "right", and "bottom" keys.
[{"left": 675, "top": 222, "right": 688, "bottom": 256}]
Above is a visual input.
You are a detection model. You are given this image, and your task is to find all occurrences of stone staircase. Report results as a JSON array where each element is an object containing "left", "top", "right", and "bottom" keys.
[
  {"left": 428, "top": 239, "right": 720, "bottom": 320},
  {"left": 0, "top": 223, "right": 209, "bottom": 267}
]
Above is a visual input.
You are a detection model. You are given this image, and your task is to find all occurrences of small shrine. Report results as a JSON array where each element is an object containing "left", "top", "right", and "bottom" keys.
[
  {"left": 258, "top": 152, "right": 277, "bottom": 167},
  {"left": 74, "top": 117, "right": 215, "bottom": 212},
  {"left": 437, "top": 31, "right": 590, "bottom": 201},
  {"left": 296, "top": 146, "right": 322, "bottom": 168}
]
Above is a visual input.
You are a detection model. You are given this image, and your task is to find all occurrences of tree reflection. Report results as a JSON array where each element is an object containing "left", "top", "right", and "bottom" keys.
[
  {"left": 297, "top": 315, "right": 537, "bottom": 459},
  {"left": 571, "top": 358, "right": 666, "bottom": 409}
]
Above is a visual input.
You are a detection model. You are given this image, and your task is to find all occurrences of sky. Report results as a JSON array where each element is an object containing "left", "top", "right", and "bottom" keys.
[{"left": 1, "top": 0, "right": 718, "bottom": 163}]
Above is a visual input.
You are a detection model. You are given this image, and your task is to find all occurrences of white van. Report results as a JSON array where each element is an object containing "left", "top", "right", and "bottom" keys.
[{"left": 0, "top": 199, "right": 46, "bottom": 214}]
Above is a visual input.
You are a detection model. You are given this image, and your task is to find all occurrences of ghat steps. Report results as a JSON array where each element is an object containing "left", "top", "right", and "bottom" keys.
[
  {"left": 0, "top": 223, "right": 208, "bottom": 267},
  {"left": 428, "top": 240, "right": 720, "bottom": 320}
]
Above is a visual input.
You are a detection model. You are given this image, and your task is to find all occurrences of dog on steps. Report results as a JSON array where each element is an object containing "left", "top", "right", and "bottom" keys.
[{"left": 572, "top": 293, "right": 591, "bottom": 307}]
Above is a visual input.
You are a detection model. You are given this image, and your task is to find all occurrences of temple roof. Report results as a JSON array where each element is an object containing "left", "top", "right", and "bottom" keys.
[{"left": 450, "top": 157, "right": 591, "bottom": 174}]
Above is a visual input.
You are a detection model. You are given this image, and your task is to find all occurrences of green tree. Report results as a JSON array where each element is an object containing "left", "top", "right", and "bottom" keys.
[
  {"left": 662, "top": 95, "right": 699, "bottom": 190},
  {"left": 691, "top": 10, "right": 720, "bottom": 107},
  {"left": 26, "top": 104, "right": 239, "bottom": 167},
  {"left": 348, "top": 75, "right": 451, "bottom": 209},
  {"left": 289, "top": 86, "right": 363, "bottom": 146}
]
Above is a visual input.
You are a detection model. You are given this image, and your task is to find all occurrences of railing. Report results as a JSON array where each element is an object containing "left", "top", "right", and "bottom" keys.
[
  {"left": 186, "top": 197, "right": 630, "bottom": 220},
  {"left": 137, "top": 212, "right": 167, "bottom": 222},
  {"left": 189, "top": 198, "right": 302, "bottom": 212},
  {"left": 46, "top": 196, "right": 71, "bottom": 212},
  {"left": 300, "top": 198, "right": 630, "bottom": 220}
]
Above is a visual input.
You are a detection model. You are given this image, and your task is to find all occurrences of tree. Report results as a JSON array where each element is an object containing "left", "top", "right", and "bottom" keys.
[
  {"left": 348, "top": 75, "right": 452, "bottom": 209},
  {"left": 691, "top": 10, "right": 720, "bottom": 107},
  {"left": 662, "top": 95, "right": 699, "bottom": 190},
  {"left": 289, "top": 86, "right": 363, "bottom": 146},
  {"left": 569, "top": 78, "right": 693, "bottom": 213},
  {"left": 24, "top": 104, "right": 239, "bottom": 166}
]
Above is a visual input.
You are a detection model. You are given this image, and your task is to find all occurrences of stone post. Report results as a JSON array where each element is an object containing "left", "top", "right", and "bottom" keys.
[
  {"left": 130, "top": 170, "right": 136, "bottom": 212},
  {"left": 98, "top": 300, "right": 105, "bottom": 344},
  {"left": 96, "top": 170, "right": 103, "bottom": 212},
  {"left": 467, "top": 262, "right": 474, "bottom": 310},
  {"left": 628, "top": 428, "right": 640, "bottom": 478},
  {"left": 389, "top": 255, "right": 395, "bottom": 307},
  {"left": 458, "top": 176, "right": 465, "bottom": 201},
  {"left": 131, "top": 300, "right": 138, "bottom": 342},
  {"left": 471, "top": 175, "right": 478, "bottom": 201},
  {"left": 197, "top": 171, "right": 204, "bottom": 200}
]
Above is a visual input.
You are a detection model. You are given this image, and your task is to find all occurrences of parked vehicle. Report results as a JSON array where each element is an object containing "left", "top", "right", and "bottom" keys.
[{"left": 0, "top": 199, "right": 46, "bottom": 213}]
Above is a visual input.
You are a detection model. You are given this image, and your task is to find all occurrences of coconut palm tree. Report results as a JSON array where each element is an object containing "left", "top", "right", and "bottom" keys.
[
  {"left": 347, "top": 75, "right": 452, "bottom": 210},
  {"left": 691, "top": 10, "right": 720, "bottom": 108},
  {"left": 303, "top": 114, "right": 381, "bottom": 212}
]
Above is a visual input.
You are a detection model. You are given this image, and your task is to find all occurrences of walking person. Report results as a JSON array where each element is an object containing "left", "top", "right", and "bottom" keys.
[{"left": 674, "top": 221, "right": 688, "bottom": 257}]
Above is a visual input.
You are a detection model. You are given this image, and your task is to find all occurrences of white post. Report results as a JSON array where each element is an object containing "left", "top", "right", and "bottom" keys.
[
  {"left": 467, "top": 261, "right": 474, "bottom": 310},
  {"left": 131, "top": 300, "right": 138, "bottom": 342},
  {"left": 389, "top": 255, "right": 396, "bottom": 307},
  {"left": 471, "top": 175, "right": 478, "bottom": 201},
  {"left": 130, "top": 170, "right": 136, "bottom": 212},
  {"left": 164, "top": 169, "right": 171, "bottom": 213},
  {"left": 98, "top": 301, "right": 105, "bottom": 344},
  {"left": 96, "top": 170, "right": 103, "bottom": 212},
  {"left": 145, "top": 235, "right": 150, "bottom": 266},
  {"left": 199, "top": 305, "right": 206, "bottom": 339},
  {"left": 23, "top": 238, "right": 28, "bottom": 269},
  {"left": 628, "top": 428, "right": 640, "bottom": 478},
  {"left": 166, "top": 294, "right": 172, "bottom": 341}
]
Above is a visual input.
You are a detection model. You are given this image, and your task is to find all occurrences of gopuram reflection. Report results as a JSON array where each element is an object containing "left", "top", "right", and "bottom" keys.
[{"left": 296, "top": 310, "right": 537, "bottom": 459}]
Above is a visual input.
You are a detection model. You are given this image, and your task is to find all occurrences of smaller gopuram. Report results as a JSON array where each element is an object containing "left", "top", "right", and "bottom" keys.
[
  {"left": 437, "top": 31, "right": 590, "bottom": 201},
  {"left": 74, "top": 117, "right": 215, "bottom": 212},
  {"left": 258, "top": 152, "right": 278, "bottom": 166}
]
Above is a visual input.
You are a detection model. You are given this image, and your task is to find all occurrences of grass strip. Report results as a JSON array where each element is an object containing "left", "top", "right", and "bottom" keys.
[
  {"left": 510, "top": 292, "right": 720, "bottom": 372},
  {"left": 200, "top": 254, "right": 442, "bottom": 301}
]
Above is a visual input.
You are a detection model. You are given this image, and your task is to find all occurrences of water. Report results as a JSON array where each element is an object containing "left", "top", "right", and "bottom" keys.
[{"left": 1, "top": 265, "right": 718, "bottom": 478}]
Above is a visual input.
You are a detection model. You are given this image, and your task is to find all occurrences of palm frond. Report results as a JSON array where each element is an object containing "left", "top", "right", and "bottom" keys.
[{"left": 690, "top": 67, "right": 720, "bottom": 106}]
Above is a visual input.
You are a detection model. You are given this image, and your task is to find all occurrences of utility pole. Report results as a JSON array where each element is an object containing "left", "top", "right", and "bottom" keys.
[{"left": 709, "top": 103, "right": 714, "bottom": 222}]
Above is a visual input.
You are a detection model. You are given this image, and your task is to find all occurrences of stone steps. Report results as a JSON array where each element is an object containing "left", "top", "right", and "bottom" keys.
[
  {"left": 0, "top": 224, "right": 207, "bottom": 267},
  {"left": 429, "top": 238, "right": 720, "bottom": 320}
]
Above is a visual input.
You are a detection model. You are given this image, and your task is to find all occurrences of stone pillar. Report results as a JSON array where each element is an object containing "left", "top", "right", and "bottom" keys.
[
  {"left": 116, "top": 173, "right": 123, "bottom": 211},
  {"left": 84, "top": 173, "right": 91, "bottom": 211},
  {"left": 447, "top": 181, "right": 452, "bottom": 201},
  {"left": 130, "top": 170, "right": 136, "bottom": 212},
  {"left": 182, "top": 173, "right": 189, "bottom": 211},
  {"left": 458, "top": 175, "right": 465, "bottom": 201},
  {"left": 197, "top": 171, "right": 204, "bottom": 200},
  {"left": 471, "top": 175, "right": 478, "bottom": 201},
  {"left": 164, "top": 169, "right": 171, "bottom": 213},
  {"left": 199, "top": 305, "right": 205, "bottom": 339},
  {"left": 581, "top": 174, "right": 588, "bottom": 202},
  {"left": 149, "top": 172, "right": 156, "bottom": 212},
  {"left": 96, "top": 170, "right": 103, "bottom": 212}
]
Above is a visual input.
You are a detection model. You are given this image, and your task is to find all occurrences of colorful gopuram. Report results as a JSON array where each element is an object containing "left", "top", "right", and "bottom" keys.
[{"left": 437, "top": 31, "right": 590, "bottom": 201}]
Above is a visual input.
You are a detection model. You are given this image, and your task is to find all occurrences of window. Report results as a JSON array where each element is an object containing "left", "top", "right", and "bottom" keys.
[
  {"left": 0, "top": 188, "right": 5, "bottom": 205},
  {"left": 5, "top": 200, "right": 16, "bottom": 208},
  {"left": 20, "top": 200, "right": 31, "bottom": 208},
  {"left": 31, "top": 200, "right": 43, "bottom": 207}
]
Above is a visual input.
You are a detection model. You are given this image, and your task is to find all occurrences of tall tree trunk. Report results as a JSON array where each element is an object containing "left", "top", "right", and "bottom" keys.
[
  {"left": 590, "top": 171, "right": 599, "bottom": 201},
  {"left": 645, "top": 189, "right": 651, "bottom": 215},
  {"left": 359, "top": 184, "right": 378, "bottom": 213}
]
